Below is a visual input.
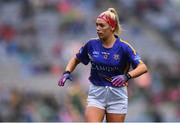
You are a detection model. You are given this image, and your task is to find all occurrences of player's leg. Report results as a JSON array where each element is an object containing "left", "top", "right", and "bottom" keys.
[
  {"left": 106, "top": 113, "right": 126, "bottom": 122},
  {"left": 105, "top": 86, "right": 128, "bottom": 122},
  {"left": 85, "top": 106, "right": 105, "bottom": 122}
]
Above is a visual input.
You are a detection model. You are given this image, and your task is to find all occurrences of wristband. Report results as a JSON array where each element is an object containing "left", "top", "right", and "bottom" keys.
[
  {"left": 63, "top": 71, "right": 71, "bottom": 74},
  {"left": 126, "top": 73, "right": 132, "bottom": 80}
]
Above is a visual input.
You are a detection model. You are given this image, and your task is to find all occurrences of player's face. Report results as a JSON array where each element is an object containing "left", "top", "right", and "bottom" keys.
[{"left": 96, "top": 18, "right": 112, "bottom": 40}]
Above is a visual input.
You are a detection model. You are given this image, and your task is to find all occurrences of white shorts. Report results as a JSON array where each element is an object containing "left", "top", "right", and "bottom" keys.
[{"left": 87, "top": 83, "right": 128, "bottom": 114}]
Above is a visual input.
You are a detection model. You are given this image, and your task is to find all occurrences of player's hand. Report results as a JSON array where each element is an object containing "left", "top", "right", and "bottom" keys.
[
  {"left": 111, "top": 75, "right": 128, "bottom": 87},
  {"left": 58, "top": 71, "right": 72, "bottom": 86}
]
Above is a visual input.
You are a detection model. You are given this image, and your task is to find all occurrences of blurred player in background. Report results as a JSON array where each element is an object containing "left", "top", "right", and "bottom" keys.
[{"left": 58, "top": 8, "right": 148, "bottom": 122}]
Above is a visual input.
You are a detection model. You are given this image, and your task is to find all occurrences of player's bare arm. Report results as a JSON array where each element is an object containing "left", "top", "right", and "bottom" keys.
[
  {"left": 128, "top": 63, "right": 148, "bottom": 78},
  {"left": 65, "top": 56, "right": 80, "bottom": 72}
]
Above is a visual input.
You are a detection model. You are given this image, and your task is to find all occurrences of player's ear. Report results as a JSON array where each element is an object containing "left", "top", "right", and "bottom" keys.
[{"left": 111, "top": 26, "right": 115, "bottom": 32}]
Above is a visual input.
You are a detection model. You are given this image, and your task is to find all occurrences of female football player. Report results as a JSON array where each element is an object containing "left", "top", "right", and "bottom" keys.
[{"left": 58, "top": 8, "right": 148, "bottom": 122}]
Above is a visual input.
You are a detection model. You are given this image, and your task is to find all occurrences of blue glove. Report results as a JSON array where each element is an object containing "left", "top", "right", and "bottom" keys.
[
  {"left": 111, "top": 73, "right": 131, "bottom": 87},
  {"left": 58, "top": 71, "right": 72, "bottom": 86}
]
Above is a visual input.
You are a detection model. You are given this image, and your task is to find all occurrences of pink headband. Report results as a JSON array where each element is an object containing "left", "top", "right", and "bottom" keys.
[{"left": 97, "top": 13, "right": 117, "bottom": 28}]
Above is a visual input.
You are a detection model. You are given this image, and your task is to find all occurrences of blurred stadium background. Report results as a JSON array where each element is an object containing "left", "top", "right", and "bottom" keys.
[{"left": 0, "top": 0, "right": 179, "bottom": 122}]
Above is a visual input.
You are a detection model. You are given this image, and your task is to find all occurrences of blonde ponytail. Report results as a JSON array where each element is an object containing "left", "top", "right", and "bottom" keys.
[{"left": 107, "top": 8, "right": 122, "bottom": 36}]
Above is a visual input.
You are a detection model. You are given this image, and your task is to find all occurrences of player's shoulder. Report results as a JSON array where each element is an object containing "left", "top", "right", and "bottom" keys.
[
  {"left": 119, "top": 38, "right": 130, "bottom": 46},
  {"left": 119, "top": 38, "right": 137, "bottom": 54},
  {"left": 86, "top": 37, "right": 100, "bottom": 45},
  {"left": 81, "top": 37, "right": 99, "bottom": 48},
  {"left": 119, "top": 38, "right": 135, "bottom": 48},
  {"left": 89, "top": 37, "right": 99, "bottom": 42}
]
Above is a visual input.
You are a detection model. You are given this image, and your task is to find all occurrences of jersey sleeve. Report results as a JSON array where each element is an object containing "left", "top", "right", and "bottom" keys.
[
  {"left": 125, "top": 43, "right": 143, "bottom": 69},
  {"left": 76, "top": 41, "right": 90, "bottom": 65}
]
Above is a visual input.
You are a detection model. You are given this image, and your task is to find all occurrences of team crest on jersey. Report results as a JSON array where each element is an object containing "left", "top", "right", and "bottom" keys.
[
  {"left": 102, "top": 52, "right": 109, "bottom": 59},
  {"left": 113, "top": 54, "right": 120, "bottom": 60}
]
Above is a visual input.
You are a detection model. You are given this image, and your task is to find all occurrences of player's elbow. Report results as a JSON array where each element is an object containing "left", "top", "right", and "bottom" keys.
[{"left": 142, "top": 63, "right": 148, "bottom": 74}]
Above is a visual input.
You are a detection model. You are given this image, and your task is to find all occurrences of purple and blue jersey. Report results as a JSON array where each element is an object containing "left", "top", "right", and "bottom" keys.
[{"left": 76, "top": 35, "right": 143, "bottom": 86}]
